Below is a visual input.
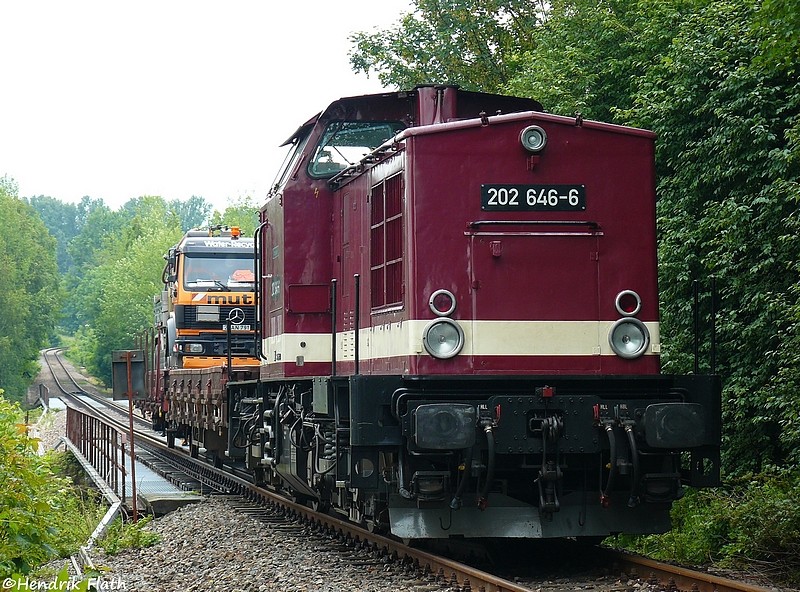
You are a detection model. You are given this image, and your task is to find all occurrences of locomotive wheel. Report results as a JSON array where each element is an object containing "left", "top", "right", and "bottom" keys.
[
  {"left": 366, "top": 508, "right": 389, "bottom": 534},
  {"left": 310, "top": 499, "right": 331, "bottom": 513},
  {"left": 366, "top": 519, "right": 387, "bottom": 534}
]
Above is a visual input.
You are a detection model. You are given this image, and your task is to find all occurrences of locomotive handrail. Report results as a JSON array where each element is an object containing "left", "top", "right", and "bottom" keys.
[
  {"left": 354, "top": 274, "right": 360, "bottom": 375},
  {"left": 467, "top": 220, "right": 599, "bottom": 229},
  {"left": 330, "top": 278, "right": 337, "bottom": 377},
  {"left": 254, "top": 220, "right": 269, "bottom": 362},
  {"left": 391, "top": 387, "right": 490, "bottom": 420}
]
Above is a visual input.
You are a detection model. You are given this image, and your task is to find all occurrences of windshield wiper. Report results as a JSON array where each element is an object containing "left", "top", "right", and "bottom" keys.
[{"left": 192, "top": 279, "right": 230, "bottom": 291}]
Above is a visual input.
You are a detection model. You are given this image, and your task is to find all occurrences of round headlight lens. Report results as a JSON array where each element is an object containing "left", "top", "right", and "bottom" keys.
[
  {"left": 429, "top": 289, "right": 457, "bottom": 317},
  {"left": 520, "top": 125, "right": 547, "bottom": 152},
  {"left": 615, "top": 290, "right": 642, "bottom": 317},
  {"left": 422, "top": 319, "right": 464, "bottom": 359},
  {"left": 609, "top": 318, "right": 650, "bottom": 359}
]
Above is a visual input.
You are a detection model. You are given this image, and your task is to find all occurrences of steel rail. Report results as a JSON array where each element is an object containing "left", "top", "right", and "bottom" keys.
[{"left": 614, "top": 552, "right": 774, "bottom": 592}]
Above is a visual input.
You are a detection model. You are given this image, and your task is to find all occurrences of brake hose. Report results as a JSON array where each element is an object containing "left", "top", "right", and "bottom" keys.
[
  {"left": 450, "top": 445, "right": 474, "bottom": 510},
  {"left": 601, "top": 422, "right": 616, "bottom": 506},
  {"left": 625, "top": 424, "right": 640, "bottom": 507}
]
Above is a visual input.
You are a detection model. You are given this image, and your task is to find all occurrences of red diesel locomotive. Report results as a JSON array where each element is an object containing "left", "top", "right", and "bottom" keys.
[{"left": 168, "top": 85, "right": 721, "bottom": 539}]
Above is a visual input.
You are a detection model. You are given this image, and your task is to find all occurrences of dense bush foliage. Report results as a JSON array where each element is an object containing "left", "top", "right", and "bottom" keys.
[
  {"left": 0, "top": 397, "right": 102, "bottom": 576},
  {"left": 609, "top": 471, "right": 800, "bottom": 585}
]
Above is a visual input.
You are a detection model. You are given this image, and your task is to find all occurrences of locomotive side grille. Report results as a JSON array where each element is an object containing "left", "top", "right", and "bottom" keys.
[{"left": 371, "top": 173, "right": 404, "bottom": 309}]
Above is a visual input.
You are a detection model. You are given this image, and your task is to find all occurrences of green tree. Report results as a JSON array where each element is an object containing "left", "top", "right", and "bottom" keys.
[
  {"left": 349, "top": 0, "right": 544, "bottom": 91},
  {"left": 506, "top": 0, "right": 698, "bottom": 121},
  {"left": 209, "top": 195, "right": 260, "bottom": 236},
  {"left": 25, "top": 196, "right": 79, "bottom": 274},
  {"left": 65, "top": 198, "right": 182, "bottom": 383},
  {"left": 756, "top": 0, "right": 800, "bottom": 76},
  {"left": 61, "top": 198, "right": 126, "bottom": 333},
  {"left": 169, "top": 195, "right": 212, "bottom": 231},
  {"left": 749, "top": 0, "right": 800, "bottom": 467},
  {"left": 0, "top": 178, "right": 62, "bottom": 402}
]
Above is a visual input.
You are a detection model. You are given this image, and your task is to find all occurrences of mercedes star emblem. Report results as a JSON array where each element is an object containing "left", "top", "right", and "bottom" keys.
[{"left": 227, "top": 308, "right": 246, "bottom": 325}]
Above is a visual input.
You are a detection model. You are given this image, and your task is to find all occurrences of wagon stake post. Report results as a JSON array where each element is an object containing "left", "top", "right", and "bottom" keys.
[
  {"left": 124, "top": 351, "right": 138, "bottom": 522},
  {"left": 113, "top": 349, "right": 145, "bottom": 523}
]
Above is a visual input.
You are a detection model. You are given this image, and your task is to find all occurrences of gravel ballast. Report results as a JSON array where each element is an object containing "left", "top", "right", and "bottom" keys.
[{"left": 29, "top": 405, "right": 454, "bottom": 592}]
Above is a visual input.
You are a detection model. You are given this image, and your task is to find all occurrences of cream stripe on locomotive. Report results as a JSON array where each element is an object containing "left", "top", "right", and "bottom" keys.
[{"left": 263, "top": 320, "right": 660, "bottom": 364}]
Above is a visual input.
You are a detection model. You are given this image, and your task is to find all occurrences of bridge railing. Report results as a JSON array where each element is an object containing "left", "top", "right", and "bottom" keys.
[{"left": 65, "top": 406, "right": 128, "bottom": 503}]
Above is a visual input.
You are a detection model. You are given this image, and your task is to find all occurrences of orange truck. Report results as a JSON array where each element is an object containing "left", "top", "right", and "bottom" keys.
[
  {"left": 157, "top": 225, "right": 258, "bottom": 369},
  {"left": 147, "top": 225, "right": 260, "bottom": 455}
]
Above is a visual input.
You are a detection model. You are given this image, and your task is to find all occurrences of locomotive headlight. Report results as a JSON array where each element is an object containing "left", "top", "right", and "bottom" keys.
[
  {"left": 615, "top": 290, "right": 642, "bottom": 317},
  {"left": 643, "top": 403, "right": 707, "bottom": 448},
  {"left": 414, "top": 403, "right": 476, "bottom": 449},
  {"left": 520, "top": 125, "right": 547, "bottom": 152},
  {"left": 422, "top": 318, "right": 464, "bottom": 359},
  {"left": 429, "top": 289, "right": 457, "bottom": 317},
  {"left": 608, "top": 318, "right": 650, "bottom": 359}
]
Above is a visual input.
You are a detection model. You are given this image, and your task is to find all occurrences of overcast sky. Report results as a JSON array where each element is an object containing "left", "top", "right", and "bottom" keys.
[{"left": 0, "top": 1, "right": 410, "bottom": 212}]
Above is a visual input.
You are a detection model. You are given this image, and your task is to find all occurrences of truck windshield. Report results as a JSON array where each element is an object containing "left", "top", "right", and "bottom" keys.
[{"left": 183, "top": 255, "right": 255, "bottom": 291}]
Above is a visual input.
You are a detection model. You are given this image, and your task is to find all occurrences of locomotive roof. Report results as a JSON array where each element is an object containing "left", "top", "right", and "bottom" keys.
[
  {"left": 394, "top": 109, "right": 657, "bottom": 141},
  {"left": 280, "top": 86, "right": 543, "bottom": 146}
]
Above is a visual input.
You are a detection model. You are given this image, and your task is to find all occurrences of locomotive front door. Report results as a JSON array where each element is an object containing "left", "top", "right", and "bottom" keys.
[
  {"left": 334, "top": 183, "right": 370, "bottom": 374},
  {"left": 259, "top": 217, "right": 283, "bottom": 376},
  {"left": 467, "top": 225, "right": 602, "bottom": 374}
]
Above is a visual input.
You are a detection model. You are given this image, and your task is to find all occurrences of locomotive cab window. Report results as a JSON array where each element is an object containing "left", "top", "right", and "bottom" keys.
[
  {"left": 308, "top": 120, "right": 405, "bottom": 178},
  {"left": 270, "top": 134, "right": 310, "bottom": 194}
]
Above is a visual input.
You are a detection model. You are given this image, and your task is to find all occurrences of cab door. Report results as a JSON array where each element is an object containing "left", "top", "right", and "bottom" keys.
[{"left": 333, "top": 181, "right": 370, "bottom": 374}]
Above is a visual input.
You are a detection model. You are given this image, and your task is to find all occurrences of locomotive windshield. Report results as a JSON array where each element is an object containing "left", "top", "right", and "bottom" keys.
[
  {"left": 270, "top": 134, "right": 310, "bottom": 196},
  {"left": 308, "top": 120, "right": 405, "bottom": 178},
  {"left": 183, "top": 254, "right": 255, "bottom": 291}
]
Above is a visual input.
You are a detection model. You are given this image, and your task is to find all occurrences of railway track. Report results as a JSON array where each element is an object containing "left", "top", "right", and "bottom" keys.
[{"left": 42, "top": 349, "right": 776, "bottom": 592}]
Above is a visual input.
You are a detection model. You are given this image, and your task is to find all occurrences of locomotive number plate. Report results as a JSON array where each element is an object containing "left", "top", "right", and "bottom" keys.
[{"left": 481, "top": 184, "right": 586, "bottom": 211}]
